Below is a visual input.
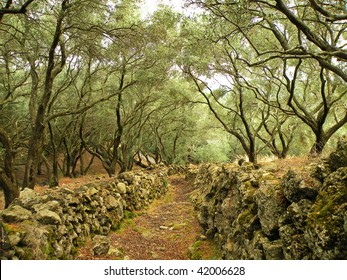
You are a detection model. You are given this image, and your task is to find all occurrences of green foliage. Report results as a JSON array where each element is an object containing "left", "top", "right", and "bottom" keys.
[
  {"left": 1, "top": 0, "right": 347, "bottom": 189},
  {"left": 123, "top": 210, "right": 137, "bottom": 220}
]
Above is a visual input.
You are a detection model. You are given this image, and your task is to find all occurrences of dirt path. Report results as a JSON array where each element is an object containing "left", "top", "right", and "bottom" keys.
[{"left": 76, "top": 174, "right": 214, "bottom": 260}]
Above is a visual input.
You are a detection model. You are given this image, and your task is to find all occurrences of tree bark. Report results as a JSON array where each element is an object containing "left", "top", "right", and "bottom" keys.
[
  {"left": 310, "top": 133, "right": 328, "bottom": 155},
  {"left": 23, "top": 1, "right": 68, "bottom": 189},
  {"left": 0, "top": 126, "right": 19, "bottom": 208}
]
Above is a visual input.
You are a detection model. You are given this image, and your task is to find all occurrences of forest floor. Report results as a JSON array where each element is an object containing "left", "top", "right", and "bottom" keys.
[{"left": 75, "top": 174, "right": 218, "bottom": 260}]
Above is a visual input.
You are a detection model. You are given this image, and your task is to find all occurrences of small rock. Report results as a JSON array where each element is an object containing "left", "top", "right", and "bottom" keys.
[
  {"left": 159, "top": 226, "right": 169, "bottom": 230},
  {"left": 115, "top": 183, "right": 127, "bottom": 194},
  {"left": 35, "top": 209, "right": 62, "bottom": 225},
  {"left": 92, "top": 235, "right": 110, "bottom": 256},
  {"left": 61, "top": 188, "right": 74, "bottom": 194},
  {"left": 8, "top": 233, "right": 21, "bottom": 247},
  {"left": 263, "top": 239, "right": 284, "bottom": 260},
  {"left": 2, "top": 205, "right": 32, "bottom": 222},
  {"left": 105, "top": 195, "right": 121, "bottom": 210},
  {"left": 118, "top": 172, "right": 134, "bottom": 184},
  {"left": 86, "top": 187, "right": 99, "bottom": 197},
  {"left": 33, "top": 200, "right": 60, "bottom": 212},
  {"left": 19, "top": 188, "right": 37, "bottom": 204},
  {"left": 200, "top": 235, "right": 208, "bottom": 241}
]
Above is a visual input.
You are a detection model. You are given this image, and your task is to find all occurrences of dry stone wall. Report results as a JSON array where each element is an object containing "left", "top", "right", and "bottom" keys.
[
  {"left": 191, "top": 140, "right": 347, "bottom": 260},
  {"left": 0, "top": 169, "right": 168, "bottom": 260}
]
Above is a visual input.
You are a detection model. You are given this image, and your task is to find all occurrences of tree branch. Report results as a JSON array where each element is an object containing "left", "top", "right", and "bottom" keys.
[{"left": 0, "top": 0, "right": 35, "bottom": 21}]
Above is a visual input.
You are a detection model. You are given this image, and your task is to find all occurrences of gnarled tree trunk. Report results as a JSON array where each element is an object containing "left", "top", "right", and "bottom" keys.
[{"left": 0, "top": 126, "right": 19, "bottom": 208}]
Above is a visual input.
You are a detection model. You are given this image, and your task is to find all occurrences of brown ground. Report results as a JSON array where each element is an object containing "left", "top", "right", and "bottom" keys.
[{"left": 75, "top": 174, "right": 214, "bottom": 260}]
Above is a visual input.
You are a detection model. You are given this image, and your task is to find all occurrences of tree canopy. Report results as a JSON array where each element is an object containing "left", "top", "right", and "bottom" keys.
[{"left": 0, "top": 0, "right": 346, "bottom": 207}]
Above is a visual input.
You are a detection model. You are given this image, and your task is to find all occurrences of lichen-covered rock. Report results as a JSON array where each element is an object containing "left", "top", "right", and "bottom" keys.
[
  {"left": 7, "top": 232, "right": 21, "bottom": 247},
  {"left": 35, "top": 209, "right": 62, "bottom": 225},
  {"left": 287, "top": 199, "right": 313, "bottom": 230},
  {"left": 281, "top": 170, "right": 319, "bottom": 203},
  {"left": 262, "top": 239, "right": 284, "bottom": 260},
  {"left": 279, "top": 225, "right": 312, "bottom": 259},
  {"left": 1, "top": 168, "right": 168, "bottom": 259},
  {"left": 19, "top": 188, "right": 38, "bottom": 204},
  {"left": 104, "top": 195, "right": 122, "bottom": 210},
  {"left": 192, "top": 146, "right": 346, "bottom": 260},
  {"left": 328, "top": 137, "right": 347, "bottom": 171},
  {"left": 255, "top": 184, "right": 287, "bottom": 237},
  {"left": 305, "top": 167, "right": 347, "bottom": 259},
  {"left": 115, "top": 182, "right": 127, "bottom": 194},
  {"left": 107, "top": 246, "right": 124, "bottom": 258},
  {"left": 118, "top": 172, "right": 135, "bottom": 184},
  {"left": 92, "top": 235, "right": 110, "bottom": 256},
  {"left": 33, "top": 201, "right": 61, "bottom": 212},
  {"left": 17, "top": 220, "right": 53, "bottom": 259},
  {"left": 1, "top": 205, "right": 32, "bottom": 222}
]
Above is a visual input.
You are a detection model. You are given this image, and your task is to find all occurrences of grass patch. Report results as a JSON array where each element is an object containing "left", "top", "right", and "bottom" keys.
[
  {"left": 163, "top": 178, "right": 169, "bottom": 188},
  {"left": 124, "top": 210, "right": 137, "bottom": 219},
  {"left": 116, "top": 219, "right": 137, "bottom": 234},
  {"left": 188, "top": 240, "right": 203, "bottom": 260},
  {"left": 115, "top": 210, "right": 139, "bottom": 234},
  {"left": 162, "top": 192, "right": 173, "bottom": 203},
  {"left": 188, "top": 239, "right": 222, "bottom": 260}
]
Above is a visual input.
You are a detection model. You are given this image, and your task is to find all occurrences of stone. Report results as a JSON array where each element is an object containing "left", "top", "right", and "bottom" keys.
[
  {"left": 51, "top": 242, "right": 64, "bottom": 259},
  {"left": 35, "top": 209, "right": 62, "bottom": 225},
  {"left": 236, "top": 208, "right": 260, "bottom": 234},
  {"left": 239, "top": 181, "right": 256, "bottom": 204},
  {"left": 8, "top": 232, "right": 21, "bottom": 247},
  {"left": 86, "top": 187, "right": 99, "bottom": 197},
  {"left": 197, "top": 205, "right": 209, "bottom": 229},
  {"left": 255, "top": 184, "right": 286, "bottom": 237},
  {"left": 33, "top": 200, "right": 60, "bottom": 212},
  {"left": 248, "top": 230, "right": 267, "bottom": 260},
  {"left": 2, "top": 205, "right": 32, "bottom": 222},
  {"left": 281, "top": 170, "right": 319, "bottom": 203},
  {"left": 159, "top": 226, "right": 169, "bottom": 230},
  {"left": 19, "top": 221, "right": 52, "bottom": 258},
  {"left": 105, "top": 195, "right": 121, "bottom": 210},
  {"left": 262, "top": 239, "right": 284, "bottom": 260},
  {"left": 1, "top": 168, "right": 168, "bottom": 260},
  {"left": 19, "top": 188, "right": 38, "bottom": 204},
  {"left": 328, "top": 137, "right": 347, "bottom": 171},
  {"left": 279, "top": 224, "right": 313, "bottom": 260},
  {"left": 92, "top": 235, "right": 110, "bottom": 256},
  {"left": 305, "top": 167, "right": 347, "bottom": 259},
  {"left": 61, "top": 188, "right": 74, "bottom": 194},
  {"left": 287, "top": 199, "right": 313, "bottom": 230},
  {"left": 118, "top": 172, "right": 134, "bottom": 184},
  {"left": 115, "top": 183, "right": 127, "bottom": 194},
  {"left": 199, "top": 235, "right": 207, "bottom": 240},
  {"left": 313, "top": 162, "right": 330, "bottom": 182}
]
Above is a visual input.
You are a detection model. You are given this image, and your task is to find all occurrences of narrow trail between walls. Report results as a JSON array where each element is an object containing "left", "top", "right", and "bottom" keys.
[{"left": 76, "top": 174, "right": 216, "bottom": 260}]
